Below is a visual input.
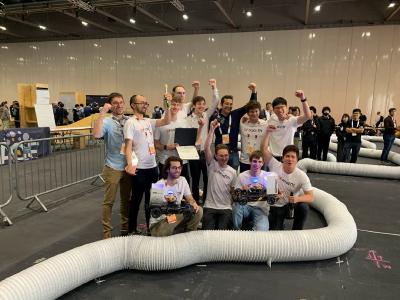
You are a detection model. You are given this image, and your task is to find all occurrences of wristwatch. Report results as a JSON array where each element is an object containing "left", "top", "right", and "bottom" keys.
[{"left": 301, "top": 98, "right": 307, "bottom": 102}]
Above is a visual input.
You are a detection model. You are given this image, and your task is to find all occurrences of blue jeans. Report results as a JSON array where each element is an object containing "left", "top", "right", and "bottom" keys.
[
  {"left": 232, "top": 204, "right": 269, "bottom": 231},
  {"left": 343, "top": 142, "right": 361, "bottom": 163},
  {"left": 228, "top": 151, "right": 239, "bottom": 171},
  {"left": 381, "top": 134, "right": 395, "bottom": 161}
]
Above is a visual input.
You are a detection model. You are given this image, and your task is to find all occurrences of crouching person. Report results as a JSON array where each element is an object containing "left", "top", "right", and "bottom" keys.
[
  {"left": 232, "top": 151, "right": 270, "bottom": 231},
  {"left": 150, "top": 156, "right": 202, "bottom": 237},
  {"left": 262, "top": 127, "right": 314, "bottom": 230}
]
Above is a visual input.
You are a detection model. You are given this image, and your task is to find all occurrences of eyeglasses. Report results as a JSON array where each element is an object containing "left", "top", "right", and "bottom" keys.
[{"left": 134, "top": 102, "right": 149, "bottom": 106}]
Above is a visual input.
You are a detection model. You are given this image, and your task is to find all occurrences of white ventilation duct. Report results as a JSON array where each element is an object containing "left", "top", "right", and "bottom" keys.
[{"left": 0, "top": 188, "right": 356, "bottom": 300}]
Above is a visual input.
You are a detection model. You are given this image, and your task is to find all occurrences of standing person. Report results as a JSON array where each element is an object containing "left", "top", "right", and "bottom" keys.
[
  {"left": 0, "top": 102, "right": 11, "bottom": 129},
  {"left": 375, "top": 111, "right": 384, "bottom": 128},
  {"left": 124, "top": 94, "right": 171, "bottom": 234},
  {"left": 209, "top": 83, "right": 258, "bottom": 170},
  {"left": 317, "top": 106, "right": 335, "bottom": 161},
  {"left": 185, "top": 79, "right": 220, "bottom": 204},
  {"left": 10, "top": 101, "right": 20, "bottom": 128},
  {"left": 301, "top": 106, "right": 319, "bottom": 159},
  {"left": 232, "top": 151, "right": 270, "bottom": 231},
  {"left": 264, "top": 102, "right": 273, "bottom": 120},
  {"left": 239, "top": 101, "right": 268, "bottom": 172},
  {"left": 73, "top": 104, "right": 81, "bottom": 122},
  {"left": 262, "top": 130, "right": 314, "bottom": 230},
  {"left": 93, "top": 92, "right": 131, "bottom": 239},
  {"left": 267, "top": 90, "right": 312, "bottom": 160},
  {"left": 154, "top": 96, "right": 190, "bottom": 183},
  {"left": 149, "top": 156, "right": 202, "bottom": 237},
  {"left": 202, "top": 119, "right": 237, "bottom": 230},
  {"left": 343, "top": 108, "right": 364, "bottom": 163},
  {"left": 381, "top": 108, "right": 399, "bottom": 163},
  {"left": 336, "top": 114, "right": 350, "bottom": 162}
]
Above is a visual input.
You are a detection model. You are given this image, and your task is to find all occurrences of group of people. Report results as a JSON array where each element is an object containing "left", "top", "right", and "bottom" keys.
[
  {"left": 0, "top": 100, "right": 20, "bottom": 130},
  {"left": 93, "top": 81, "right": 318, "bottom": 239}
]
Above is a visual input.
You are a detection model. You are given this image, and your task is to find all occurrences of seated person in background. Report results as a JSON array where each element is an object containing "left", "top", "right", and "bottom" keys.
[
  {"left": 202, "top": 119, "right": 237, "bottom": 230},
  {"left": 149, "top": 156, "right": 202, "bottom": 237},
  {"left": 262, "top": 129, "right": 314, "bottom": 230},
  {"left": 232, "top": 151, "right": 270, "bottom": 231}
]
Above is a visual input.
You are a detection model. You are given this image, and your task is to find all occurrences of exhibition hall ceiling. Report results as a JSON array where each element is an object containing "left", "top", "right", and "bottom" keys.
[{"left": 0, "top": 0, "right": 400, "bottom": 43}]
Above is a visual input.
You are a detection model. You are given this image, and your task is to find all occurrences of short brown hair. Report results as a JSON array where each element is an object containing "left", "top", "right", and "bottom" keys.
[
  {"left": 246, "top": 101, "right": 261, "bottom": 113},
  {"left": 171, "top": 95, "right": 183, "bottom": 103},
  {"left": 215, "top": 144, "right": 229, "bottom": 155},
  {"left": 172, "top": 85, "right": 185, "bottom": 93},
  {"left": 192, "top": 96, "right": 206, "bottom": 106},
  {"left": 249, "top": 150, "right": 264, "bottom": 162},
  {"left": 282, "top": 145, "right": 299, "bottom": 159},
  {"left": 107, "top": 92, "right": 123, "bottom": 103}
]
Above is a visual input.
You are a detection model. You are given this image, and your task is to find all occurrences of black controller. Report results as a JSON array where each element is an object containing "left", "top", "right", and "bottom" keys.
[{"left": 231, "top": 188, "right": 279, "bottom": 205}]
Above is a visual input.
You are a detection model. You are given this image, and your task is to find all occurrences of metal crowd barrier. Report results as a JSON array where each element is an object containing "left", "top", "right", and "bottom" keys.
[
  {"left": 13, "top": 134, "right": 105, "bottom": 213},
  {"left": 0, "top": 142, "right": 13, "bottom": 225}
]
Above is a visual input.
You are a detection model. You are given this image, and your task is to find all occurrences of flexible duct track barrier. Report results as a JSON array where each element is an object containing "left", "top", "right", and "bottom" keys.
[
  {"left": 0, "top": 188, "right": 356, "bottom": 300},
  {"left": 360, "top": 135, "right": 400, "bottom": 147}
]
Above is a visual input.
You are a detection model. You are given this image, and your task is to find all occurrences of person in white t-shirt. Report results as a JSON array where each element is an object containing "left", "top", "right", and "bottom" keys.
[
  {"left": 150, "top": 156, "right": 202, "bottom": 237},
  {"left": 202, "top": 119, "right": 237, "bottom": 230},
  {"left": 232, "top": 151, "right": 271, "bottom": 231},
  {"left": 124, "top": 94, "right": 171, "bottom": 234},
  {"left": 267, "top": 90, "right": 312, "bottom": 160},
  {"left": 262, "top": 128, "right": 314, "bottom": 230},
  {"left": 186, "top": 79, "right": 220, "bottom": 203},
  {"left": 239, "top": 101, "right": 268, "bottom": 172}
]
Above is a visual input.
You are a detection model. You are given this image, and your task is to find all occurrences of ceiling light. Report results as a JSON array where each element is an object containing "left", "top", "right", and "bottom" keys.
[
  {"left": 93, "top": 43, "right": 99, "bottom": 47},
  {"left": 170, "top": 0, "right": 185, "bottom": 12},
  {"left": 314, "top": 5, "right": 321, "bottom": 12},
  {"left": 129, "top": 41, "right": 135, "bottom": 45},
  {"left": 0, "top": 25, "right": 6, "bottom": 31},
  {"left": 246, "top": 10, "right": 252, "bottom": 17},
  {"left": 38, "top": 25, "right": 47, "bottom": 30},
  {"left": 182, "top": 13, "right": 189, "bottom": 20},
  {"left": 58, "top": 42, "right": 65, "bottom": 47},
  {"left": 388, "top": 2, "right": 396, "bottom": 8},
  {"left": 129, "top": 18, "right": 136, "bottom": 24},
  {"left": 1, "top": 46, "right": 8, "bottom": 49},
  {"left": 81, "top": 20, "right": 88, "bottom": 26}
]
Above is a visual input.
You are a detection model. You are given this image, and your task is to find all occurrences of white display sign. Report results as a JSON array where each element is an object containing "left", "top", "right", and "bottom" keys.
[
  {"left": 36, "top": 89, "right": 50, "bottom": 105},
  {"left": 34, "top": 104, "right": 56, "bottom": 129}
]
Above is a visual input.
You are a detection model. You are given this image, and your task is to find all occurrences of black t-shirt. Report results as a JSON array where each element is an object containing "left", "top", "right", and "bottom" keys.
[{"left": 346, "top": 119, "right": 364, "bottom": 143}]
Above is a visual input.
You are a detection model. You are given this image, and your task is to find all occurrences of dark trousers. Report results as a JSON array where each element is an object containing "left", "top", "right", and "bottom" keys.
[
  {"left": 337, "top": 139, "right": 346, "bottom": 162},
  {"left": 158, "top": 162, "right": 190, "bottom": 184},
  {"left": 189, "top": 152, "right": 208, "bottom": 204},
  {"left": 128, "top": 166, "right": 159, "bottom": 232},
  {"left": 202, "top": 207, "right": 232, "bottom": 230},
  {"left": 343, "top": 142, "right": 361, "bottom": 163},
  {"left": 269, "top": 203, "right": 309, "bottom": 230},
  {"left": 317, "top": 135, "right": 331, "bottom": 161},
  {"left": 302, "top": 135, "right": 317, "bottom": 159},
  {"left": 381, "top": 134, "right": 395, "bottom": 161}
]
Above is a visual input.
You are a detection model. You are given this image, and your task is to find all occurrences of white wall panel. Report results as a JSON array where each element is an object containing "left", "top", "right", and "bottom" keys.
[{"left": 1, "top": 25, "right": 400, "bottom": 121}]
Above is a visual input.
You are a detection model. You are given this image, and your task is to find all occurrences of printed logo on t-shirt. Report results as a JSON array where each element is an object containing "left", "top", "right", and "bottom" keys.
[{"left": 163, "top": 188, "right": 182, "bottom": 203}]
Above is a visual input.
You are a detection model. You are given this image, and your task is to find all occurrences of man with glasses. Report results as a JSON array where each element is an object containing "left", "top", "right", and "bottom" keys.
[
  {"left": 93, "top": 92, "right": 131, "bottom": 239},
  {"left": 124, "top": 95, "right": 171, "bottom": 234}
]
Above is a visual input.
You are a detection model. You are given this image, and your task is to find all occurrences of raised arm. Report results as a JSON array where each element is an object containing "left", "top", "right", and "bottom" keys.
[
  {"left": 206, "top": 78, "right": 220, "bottom": 118},
  {"left": 195, "top": 118, "right": 205, "bottom": 146},
  {"left": 155, "top": 107, "right": 171, "bottom": 127},
  {"left": 261, "top": 126, "right": 275, "bottom": 164},
  {"left": 192, "top": 80, "right": 200, "bottom": 100},
  {"left": 93, "top": 103, "right": 111, "bottom": 138},
  {"left": 205, "top": 119, "right": 219, "bottom": 164},
  {"left": 295, "top": 90, "right": 312, "bottom": 125}
]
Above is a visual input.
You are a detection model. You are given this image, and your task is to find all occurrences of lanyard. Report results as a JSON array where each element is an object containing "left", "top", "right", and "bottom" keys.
[
  {"left": 352, "top": 120, "right": 359, "bottom": 128},
  {"left": 219, "top": 114, "right": 232, "bottom": 135}
]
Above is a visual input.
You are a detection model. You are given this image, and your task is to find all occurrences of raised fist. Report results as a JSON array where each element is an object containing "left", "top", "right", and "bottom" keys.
[
  {"left": 198, "top": 117, "right": 205, "bottom": 127},
  {"left": 100, "top": 103, "right": 112, "bottom": 115},
  {"left": 208, "top": 78, "right": 216, "bottom": 89},
  {"left": 210, "top": 119, "right": 220, "bottom": 130},
  {"left": 295, "top": 90, "right": 305, "bottom": 100},
  {"left": 192, "top": 81, "right": 200, "bottom": 89},
  {"left": 163, "top": 92, "right": 172, "bottom": 101},
  {"left": 248, "top": 82, "right": 256, "bottom": 92}
]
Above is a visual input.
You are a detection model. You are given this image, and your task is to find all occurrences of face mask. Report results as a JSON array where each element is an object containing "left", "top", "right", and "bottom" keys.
[
  {"left": 343, "top": 118, "right": 348, "bottom": 123},
  {"left": 323, "top": 111, "right": 329, "bottom": 116}
]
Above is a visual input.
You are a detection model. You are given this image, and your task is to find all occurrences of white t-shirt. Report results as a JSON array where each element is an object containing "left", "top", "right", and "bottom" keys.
[
  {"left": 268, "top": 157, "right": 313, "bottom": 207},
  {"left": 204, "top": 159, "right": 237, "bottom": 210},
  {"left": 149, "top": 177, "right": 192, "bottom": 225},
  {"left": 239, "top": 119, "right": 268, "bottom": 164},
  {"left": 124, "top": 117, "right": 157, "bottom": 169},
  {"left": 267, "top": 114, "right": 300, "bottom": 156},
  {"left": 234, "top": 170, "right": 272, "bottom": 214},
  {"left": 154, "top": 119, "right": 189, "bottom": 165}
]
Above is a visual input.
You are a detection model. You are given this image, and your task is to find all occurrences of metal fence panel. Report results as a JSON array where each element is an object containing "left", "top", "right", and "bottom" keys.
[
  {"left": 13, "top": 134, "right": 105, "bottom": 211},
  {"left": 0, "top": 142, "right": 13, "bottom": 225}
]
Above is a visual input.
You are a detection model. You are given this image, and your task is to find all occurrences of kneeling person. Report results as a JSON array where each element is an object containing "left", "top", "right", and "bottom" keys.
[
  {"left": 232, "top": 151, "right": 270, "bottom": 231},
  {"left": 150, "top": 156, "right": 202, "bottom": 237},
  {"left": 262, "top": 128, "right": 314, "bottom": 230}
]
